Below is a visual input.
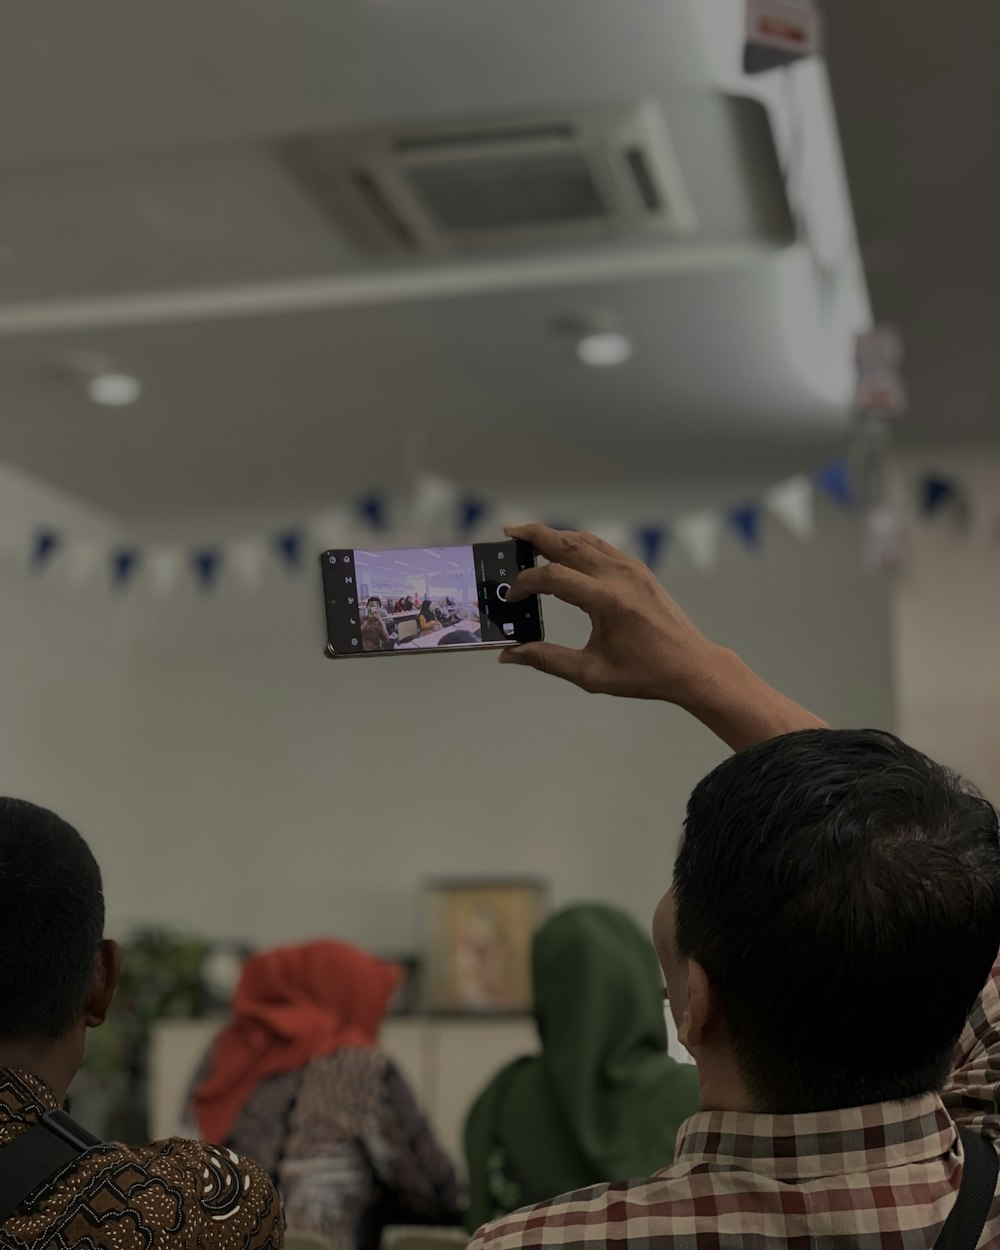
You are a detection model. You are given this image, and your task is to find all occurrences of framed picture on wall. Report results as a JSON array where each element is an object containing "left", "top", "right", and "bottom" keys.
[{"left": 422, "top": 878, "right": 548, "bottom": 1014}]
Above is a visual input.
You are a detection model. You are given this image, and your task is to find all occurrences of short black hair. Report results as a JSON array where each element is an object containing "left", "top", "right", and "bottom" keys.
[
  {"left": 437, "top": 630, "right": 479, "bottom": 646},
  {"left": 674, "top": 729, "right": 1000, "bottom": 1112},
  {"left": 0, "top": 798, "right": 105, "bottom": 1041},
  {"left": 367, "top": 597, "right": 381, "bottom": 606}
]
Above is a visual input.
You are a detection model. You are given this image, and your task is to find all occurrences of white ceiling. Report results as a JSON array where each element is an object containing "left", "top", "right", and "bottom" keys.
[{"left": 0, "top": 0, "right": 866, "bottom": 520}]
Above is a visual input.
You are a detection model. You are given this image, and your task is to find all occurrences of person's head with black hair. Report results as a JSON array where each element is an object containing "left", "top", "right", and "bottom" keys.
[
  {"left": 0, "top": 798, "right": 121, "bottom": 1101},
  {"left": 437, "top": 630, "right": 480, "bottom": 646},
  {"left": 654, "top": 729, "right": 1000, "bottom": 1115}
]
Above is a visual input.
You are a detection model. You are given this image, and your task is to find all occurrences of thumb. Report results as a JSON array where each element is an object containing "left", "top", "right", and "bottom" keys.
[{"left": 499, "top": 642, "right": 592, "bottom": 689}]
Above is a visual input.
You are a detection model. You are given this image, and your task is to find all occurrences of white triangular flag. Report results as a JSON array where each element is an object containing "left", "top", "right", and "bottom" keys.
[
  {"left": 406, "top": 472, "right": 460, "bottom": 537},
  {"left": 586, "top": 521, "right": 633, "bottom": 555},
  {"left": 64, "top": 537, "right": 103, "bottom": 589},
  {"left": 676, "top": 511, "right": 723, "bottom": 573},
  {"left": 229, "top": 538, "right": 267, "bottom": 591},
  {"left": 397, "top": 472, "right": 460, "bottom": 542},
  {"left": 456, "top": 503, "right": 533, "bottom": 549},
  {"left": 307, "top": 507, "right": 356, "bottom": 556},
  {"left": 147, "top": 547, "right": 185, "bottom": 599},
  {"left": 492, "top": 505, "right": 535, "bottom": 533},
  {"left": 764, "top": 475, "right": 815, "bottom": 541}
]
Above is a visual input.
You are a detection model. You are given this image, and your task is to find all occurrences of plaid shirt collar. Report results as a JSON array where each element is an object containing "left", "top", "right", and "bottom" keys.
[{"left": 674, "top": 1092, "right": 956, "bottom": 1181}]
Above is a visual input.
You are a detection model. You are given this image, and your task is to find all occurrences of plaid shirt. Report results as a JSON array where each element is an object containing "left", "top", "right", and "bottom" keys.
[{"left": 469, "top": 957, "right": 1000, "bottom": 1250}]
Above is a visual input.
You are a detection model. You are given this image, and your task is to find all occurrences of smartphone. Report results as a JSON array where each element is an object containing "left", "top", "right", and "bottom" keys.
[{"left": 321, "top": 539, "right": 544, "bottom": 658}]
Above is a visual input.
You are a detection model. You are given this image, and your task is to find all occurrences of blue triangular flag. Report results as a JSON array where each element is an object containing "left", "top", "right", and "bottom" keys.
[
  {"left": 814, "top": 458, "right": 854, "bottom": 507},
  {"left": 458, "top": 496, "right": 488, "bottom": 536},
  {"left": 920, "top": 475, "right": 959, "bottom": 518},
  {"left": 357, "top": 493, "right": 386, "bottom": 530},
  {"left": 729, "top": 505, "right": 761, "bottom": 548},
  {"left": 191, "top": 548, "right": 222, "bottom": 593},
  {"left": 30, "top": 528, "right": 62, "bottom": 572},
  {"left": 274, "top": 529, "right": 303, "bottom": 571},
  {"left": 111, "top": 547, "right": 141, "bottom": 591},
  {"left": 637, "top": 525, "right": 668, "bottom": 570}
]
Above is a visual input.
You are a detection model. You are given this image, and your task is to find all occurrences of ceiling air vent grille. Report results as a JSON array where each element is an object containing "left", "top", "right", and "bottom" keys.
[{"left": 277, "top": 101, "right": 696, "bottom": 257}]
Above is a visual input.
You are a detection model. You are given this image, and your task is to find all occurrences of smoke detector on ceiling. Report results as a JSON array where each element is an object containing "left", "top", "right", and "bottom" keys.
[
  {"left": 56, "top": 350, "right": 143, "bottom": 408},
  {"left": 278, "top": 101, "right": 697, "bottom": 258},
  {"left": 555, "top": 310, "right": 635, "bottom": 368}
]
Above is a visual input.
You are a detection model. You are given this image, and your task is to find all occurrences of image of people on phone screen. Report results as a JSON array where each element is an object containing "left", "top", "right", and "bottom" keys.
[
  {"left": 360, "top": 597, "right": 398, "bottom": 652},
  {"left": 355, "top": 549, "right": 483, "bottom": 651}
]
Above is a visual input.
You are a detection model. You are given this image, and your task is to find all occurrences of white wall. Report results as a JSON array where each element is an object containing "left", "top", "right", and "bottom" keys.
[
  {"left": 112, "top": 495, "right": 893, "bottom": 951},
  {"left": 893, "top": 440, "right": 1000, "bottom": 802},
  {"left": 0, "top": 465, "right": 134, "bottom": 858},
  {"left": 0, "top": 470, "right": 894, "bottom": 953}
]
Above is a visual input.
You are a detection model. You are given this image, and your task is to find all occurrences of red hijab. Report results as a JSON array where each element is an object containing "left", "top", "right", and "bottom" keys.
[{"left": 194, "top": 939, "right": 401, "bottom": 1145}]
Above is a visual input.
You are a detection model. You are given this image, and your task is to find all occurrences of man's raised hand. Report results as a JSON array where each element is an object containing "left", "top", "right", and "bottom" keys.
[{"left": 499, "top": 524, "right": 722, "bottom": 707}]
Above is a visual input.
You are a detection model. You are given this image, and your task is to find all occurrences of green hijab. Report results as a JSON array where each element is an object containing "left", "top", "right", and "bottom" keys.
[{"left": 464, "top": 904, "right": 700, "bottom": 1230}]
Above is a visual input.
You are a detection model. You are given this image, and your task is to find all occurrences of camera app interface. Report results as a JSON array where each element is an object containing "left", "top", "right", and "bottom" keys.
[{"left": 322, "top": 542, "right": 541, "bottom": 655}]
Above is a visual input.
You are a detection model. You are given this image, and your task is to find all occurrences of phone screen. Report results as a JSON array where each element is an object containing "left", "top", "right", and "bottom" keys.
[{"left": 321, "top": 539, "right": 544, "bottom": 657}]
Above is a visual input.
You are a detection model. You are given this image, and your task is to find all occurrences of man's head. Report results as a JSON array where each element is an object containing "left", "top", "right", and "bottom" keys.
[
  {"left": 0, "top": 799, "right": 119, "bottom": 1079},
  {"left": 654, "top": 729, "right": 1000, "bottom": 1114},
  {"left": 437, "top": 630, "right": 480, "bottom": 647}
]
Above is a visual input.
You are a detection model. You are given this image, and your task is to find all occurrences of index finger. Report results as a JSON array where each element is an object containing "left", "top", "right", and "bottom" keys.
[
  {"left": 505, "top": 562, "right": 602, "bottom": 612},
  {"left": 504, "top": 523, "right": 621, "bottom": 574}
]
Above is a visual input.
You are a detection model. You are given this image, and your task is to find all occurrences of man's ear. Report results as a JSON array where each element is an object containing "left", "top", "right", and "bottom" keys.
[
  {"left": 85, "top": 940, "right": 123, "bottom": 1030},
  {"left": 677, "top": 958, "right": 717, "bottom": 1055}
]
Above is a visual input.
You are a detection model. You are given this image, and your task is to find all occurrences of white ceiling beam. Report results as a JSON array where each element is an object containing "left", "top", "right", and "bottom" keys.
[{"left": 0, "top": 241, "right": 775, "bottom": 338}]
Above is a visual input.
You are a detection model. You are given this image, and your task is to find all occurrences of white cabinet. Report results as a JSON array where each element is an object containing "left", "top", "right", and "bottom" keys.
[
  {"left": 407, "top": 1019, "right": 538, "bottom": 1170},
  {"left": 149, "top": 1016, "right": 538, "bottom": 1176}
]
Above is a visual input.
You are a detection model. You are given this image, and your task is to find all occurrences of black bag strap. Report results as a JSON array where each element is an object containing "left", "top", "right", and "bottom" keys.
[
  {"left": 0, "top": 1110, "right": 102, "bottom": 1226},
  {"left": 934, "top": 1126, "right": 1000, "bottom": 1250}
]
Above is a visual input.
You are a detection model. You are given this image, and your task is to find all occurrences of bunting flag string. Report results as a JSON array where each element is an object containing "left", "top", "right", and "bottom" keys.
[
  {"left": 728, "top": 505, "right": 761, "bottom": 549},
  {"left": 31, "top": 528, "right": 61, "bottom": 572},
  {"left": 274, "top": 530, "right": 303, "bottom": 571},
  {"left": 588, "top": 520, "right": 634, "bottom": 552},
  {"left": 637, "top": 526, "right": 668, "bottom": 570},
  {"left": 814, "top": 458, "right": 855, "bottom": 508},
  {"left": 6, "top": 461, "right": 986, "bottom": 598},
  {"left": 66, "top": 538, "right": 103, "bottom": 591},
  {"left": 191, "top": 548, "right": 222, "bottom": 594},
  {"left": 357, "top": 493, "right": 387, "bottom": 531},
  {"left": 919, "top": 475, "right": 965, "bottom": 521},
  {"left": 675, "top": 511, "right": 723, "bottom": 574},
  {"left": 229, "top": 539, "right": 267, "bottom": 592},
  {"left": 147, "top": 548, "right": 184, "bottom": 599},
  {"left": 457, "top": 496, "right": 489, "bottom": 537},
  {"left": 111, "top": 547, "right": 141, "bottom": 591},
  {"left": 764, "top": 474, "right": 815, "bottom": 540}
]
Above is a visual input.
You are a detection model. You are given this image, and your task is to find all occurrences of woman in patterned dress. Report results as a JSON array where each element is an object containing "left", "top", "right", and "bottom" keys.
[{"left": 192, "top": 940, "right": 459, "bottom": 1250}]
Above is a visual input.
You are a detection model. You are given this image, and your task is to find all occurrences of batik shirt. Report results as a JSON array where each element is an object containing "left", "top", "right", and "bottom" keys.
[
  {"left": 470, "top": 956, "right": 1000, "bottom": 1250},
  {"left": 0, "top": 1067, "right": 283, "bottom": 1249}
]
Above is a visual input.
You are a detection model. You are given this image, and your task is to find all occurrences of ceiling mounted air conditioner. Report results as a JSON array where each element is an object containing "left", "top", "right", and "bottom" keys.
[{"left": 278, "top": 102, "right": 697, "bottom": 257}]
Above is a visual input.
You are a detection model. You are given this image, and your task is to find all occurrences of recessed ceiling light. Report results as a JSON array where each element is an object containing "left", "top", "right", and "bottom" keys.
[
  {"left": 575, "top": 331, "right": 634, "bottom": 368},
  {"left": 86, "top": 373, "right": 143, "bottom": 407}
]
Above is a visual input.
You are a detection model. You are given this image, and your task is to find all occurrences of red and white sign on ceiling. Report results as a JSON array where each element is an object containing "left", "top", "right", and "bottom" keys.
[
  {"left": 744, "top": 0, "right": 823, "bottom": 73},
  {"left": 855, "top": 327, "right": 908, "bottom": 419}
]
